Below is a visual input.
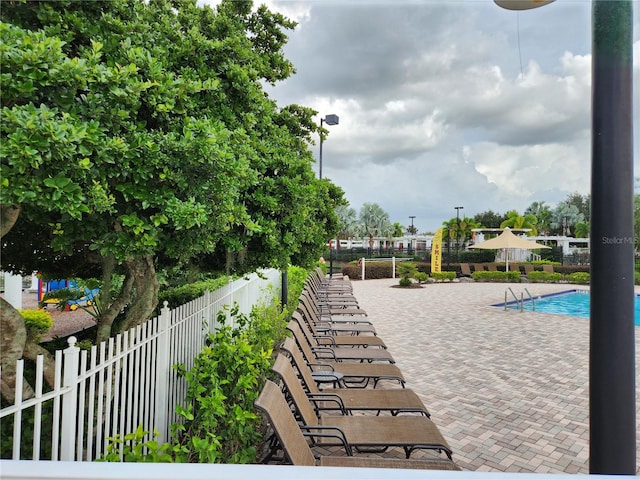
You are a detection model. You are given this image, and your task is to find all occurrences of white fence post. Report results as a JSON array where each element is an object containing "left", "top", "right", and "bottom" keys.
[
  {"left": 154, "top": 301, "right": 171, "bottom": 442},
  {"left": 4, "top": 272, "right": 22, "bottom": 309},
  {"left": 61, "top": 337, "right": 80, "bottom": 461},
  {"left": 392, "top": 257, "right": 396, "bottom": 279},
  {"left": 361, "top": 258, "right": 365, "bottom": 280}
]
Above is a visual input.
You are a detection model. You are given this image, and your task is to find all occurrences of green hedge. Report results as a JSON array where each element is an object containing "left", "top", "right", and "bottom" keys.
[
  {"left": 342, "top": 262, "right": 393, "bottom": 279},
  {"left": 157, "top": 277, "right": 230, "bottom": 313},
  {"left": 526, "top": 271, "right": 565, "bottom": 283},
  {"left": 472, "top": 271, "right": 521, "bottom": 282},
  {"left": 431, "top": 272, "right": 456, "bottom": 281}
]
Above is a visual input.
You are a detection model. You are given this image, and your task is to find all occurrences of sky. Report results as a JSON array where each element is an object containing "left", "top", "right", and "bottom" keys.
[{"left": 209, "top": 0, "right": 640, "bottom": 233}]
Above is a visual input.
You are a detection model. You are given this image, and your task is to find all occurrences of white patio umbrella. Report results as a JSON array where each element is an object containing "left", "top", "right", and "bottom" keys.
[{"left": 468, "top": 227, "right": 550, "bottom": 271}]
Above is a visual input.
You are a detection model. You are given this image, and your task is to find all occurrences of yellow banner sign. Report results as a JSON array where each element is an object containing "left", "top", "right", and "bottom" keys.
[{"left": 431, "top": 228, "right": 443, "bottom": 273}]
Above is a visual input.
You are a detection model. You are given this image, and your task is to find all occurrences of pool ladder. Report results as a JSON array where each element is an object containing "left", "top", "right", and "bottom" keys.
[{"left": 505, "top": 287, "right": 535, "bottom": 312}]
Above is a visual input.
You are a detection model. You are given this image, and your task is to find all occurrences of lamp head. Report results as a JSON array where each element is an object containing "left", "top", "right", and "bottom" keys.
[
  {"left": 494, "top": 0, "right": 555, "bottom": 10},
  {"left": 323, "top": 114, "right": 339, "bottom": 126}
]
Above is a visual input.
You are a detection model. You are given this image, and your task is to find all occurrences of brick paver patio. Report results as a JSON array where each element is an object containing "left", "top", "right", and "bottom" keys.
[{"left": 346, "top": 279, "right": 640, "bottom": 473}]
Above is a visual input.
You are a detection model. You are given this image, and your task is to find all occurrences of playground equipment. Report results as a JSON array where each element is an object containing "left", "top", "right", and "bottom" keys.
[{"left": 38, "top": 279, "right": 98, "bottom": 311}]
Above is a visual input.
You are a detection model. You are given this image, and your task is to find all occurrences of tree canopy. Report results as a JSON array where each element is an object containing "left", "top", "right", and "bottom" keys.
[{"left": 1, "top": 0, "right": 345, "bottom": 400}]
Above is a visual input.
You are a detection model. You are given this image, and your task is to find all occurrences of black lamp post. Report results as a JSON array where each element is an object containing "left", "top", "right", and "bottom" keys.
[
  {"left": 319, "top": 114, "right": 339, "bottom": 179},
  {"left": 447, "top": 227, "right": 452, "bottom": 270},
  {"left": 494, "top": 1, "right": 635, "bottom": 473},
  {"left": 454, "top": 206, "right": 464, "bottom": 261}
]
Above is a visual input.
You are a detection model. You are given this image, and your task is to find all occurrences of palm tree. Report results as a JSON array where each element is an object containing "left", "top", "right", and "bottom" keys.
[
  {"left": 525, "top": 201, "right": 551, "bottom": 235},
  {"left": 335, "top": 206, "right": 359, "bottom": 249},
  {"left": 442, "top": 216, "right": 480, "bottom": 249},
  {"left": 574, "top": 221, "right": 590, "bottom": 238},
  {"left": 358, "top": 203, "right": 392, "bottom": 250},
  {"left": 391, "top": 222, "right": 404, "bottom": 238},
  {"left": 500, "top": 210, "right": 538, "bottom": 236},
  {"left": 550, "top": 203, "right": 584, "bottom": 236}
]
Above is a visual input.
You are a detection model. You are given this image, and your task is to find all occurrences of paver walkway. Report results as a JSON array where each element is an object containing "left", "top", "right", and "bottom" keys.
[{"left": 348, "top": 279, "right": 640, "bottom": 473}]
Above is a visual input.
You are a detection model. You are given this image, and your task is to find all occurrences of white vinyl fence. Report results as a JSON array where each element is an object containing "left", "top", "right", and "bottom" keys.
[{"left": 0, "top": 269, "right": 282, "bottom": 462}]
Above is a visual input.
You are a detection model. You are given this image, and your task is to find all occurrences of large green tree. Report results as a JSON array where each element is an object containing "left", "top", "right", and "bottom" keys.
[
  {"left": 525, "top": 201, "right": 552, "bottom": 235},
  {"left": 473, "top": 210, "right": 506, "bottom": 229},
  {"left": 500, "top": 210, "right": 538, "bottom": 236},
  {"left": 442, "top": 216, "right": 480, "bottom": 248},
  {"left": 1, "top": 0, "right": 344, "bottom": 400},
  {"left": 334, "top": 205, "right": 359, "bottom": 249},
  {"left": 550, "top": 203, "right": 585, "bottom": 236},
  {"left": 358, "top": 203, "right": 391, "bottom": 250}
]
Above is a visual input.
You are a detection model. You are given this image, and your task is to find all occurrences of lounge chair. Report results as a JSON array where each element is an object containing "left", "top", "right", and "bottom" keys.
[
  {"left": 255, "top": 380, "right": 461, "bottom": 470},
  {"left": 523, "top": 264, "right": 535, "bottom": 276},
  {"left": 305, "top": 272, "right": 356, "bottom": 297},
  {"left": 287, "top": 321, "right": 395, "bottom": 364},
  {"left": 281, "top": 336, "right": 406, "bottom": 388},
  {"left": 293, "top": 311, "right": 386, "bottom": 349},
  {"left": 296, "top": 299, "right": 378, "bottom": 336},
  {"left": 267, "top": 372, "right": 454, "bottom": 459},
  {"left": 459, "top": 263, "right": 472, "bottom": 277},
  {"left": 312, "top": 268, "right": 353, "bottom": 290},
  {"left": 314, "top": 267, "right": 349, "bottom": 285},
  {"left": 300, "top": 289, "right": 368, "bottom": 317},
  {"left": 299, "top": 292, "right": 375, "bottom": 331},
  {"left": 273, "top": 352, "right": 429, "bottom": 417},
  {"left": 486, "top": 263, "right": 497, "bottom": 271},
  {"left": 472, "top": 263, "right": 485, "bottom": 272},
  {"left": 304, "top": 280, "right": 359, "bottom": 306}
]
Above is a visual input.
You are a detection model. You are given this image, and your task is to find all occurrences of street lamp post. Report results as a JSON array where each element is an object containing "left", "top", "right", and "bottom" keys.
[
  {"left": 447, "top": 227, "right": 452, "bottom": 270},
  {"left": 408, "top": 216, "right": 416, "bottom": 234},
  {"left": 319, "top": 114, "right": 339, "bottom": 179},
  {"left": 454, "top": 206, "right": 463, "bottom": 261}
]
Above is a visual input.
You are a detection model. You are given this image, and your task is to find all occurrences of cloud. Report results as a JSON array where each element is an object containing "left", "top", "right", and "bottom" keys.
[{"left": 203, "top": 0, "right": 639, "bottom": 233}]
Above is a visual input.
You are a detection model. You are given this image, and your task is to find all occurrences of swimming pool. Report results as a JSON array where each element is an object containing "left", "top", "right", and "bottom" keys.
[{"left": 495, "top": 289, "right": 640, "bottom": 326}]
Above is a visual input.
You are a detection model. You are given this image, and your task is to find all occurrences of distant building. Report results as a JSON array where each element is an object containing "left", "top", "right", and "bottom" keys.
[{"left": 332, "top": 235, "right": 434, "bottom": 251}]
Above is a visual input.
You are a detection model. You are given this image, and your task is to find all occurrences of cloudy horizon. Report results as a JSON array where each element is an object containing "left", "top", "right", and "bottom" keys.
[{"left": 208, "top": 0, "right": 640, "bottom": 233}]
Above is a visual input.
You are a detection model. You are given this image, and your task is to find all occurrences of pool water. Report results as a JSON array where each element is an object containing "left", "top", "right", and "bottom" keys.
[{"left": 498, "top": 289, "right": 640, "bottom": 326}]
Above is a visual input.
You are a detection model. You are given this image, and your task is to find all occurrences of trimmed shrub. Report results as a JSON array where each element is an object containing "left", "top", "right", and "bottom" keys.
[
  {"left": 527, "top": 271, "right": 564, "bottom": 283},
  {"left": 568, "top": 272, "right": 590, "bottom": 285},
  {"left": 431, "top": 272, "right": 456, "bottom": 282},
  {"left": 414, "top": 272, "right": 429, "bottom": 283},
  {"left": 472, "top": 271, "right": 521, "bottom": 282},
  {"left": 552, "top": 265, "right": 589, "bottom": 275},
  {"left": 157, "top": 277, "right": 230, "bottom": 313},
  {"left": 20, "top": 309, "right": 54, "bottom": 342},
  {"left": 342, "top": 261, "right": 393, "bottom": 279}
]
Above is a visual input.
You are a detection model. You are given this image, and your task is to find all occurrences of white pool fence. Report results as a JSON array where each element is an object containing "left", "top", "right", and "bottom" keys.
[{"left": 0, "top": 269, "right": 282, "bottom": 462}]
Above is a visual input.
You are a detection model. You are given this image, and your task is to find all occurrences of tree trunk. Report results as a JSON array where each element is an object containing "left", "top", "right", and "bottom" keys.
[
  {"left": 0, "top": 298, "right": 30, "bottom": 403},
  {"left": 0, "top": 204, "right": 21, "bottom": 239},
  {"left": 95, "top": 270, "right": 135, "bottom": 345},
  {"left": 120, "top": 255, "right": 159, "bottom": 333}
]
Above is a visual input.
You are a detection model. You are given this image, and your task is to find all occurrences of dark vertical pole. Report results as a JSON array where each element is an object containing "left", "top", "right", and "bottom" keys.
[
  {"left": 329, "top": 241, "right": 334, "bottom": 278},
  {"left": 447, "top": 230, "right": 451, "bottom": 270},
  {"left": 319, "top": 118, "right": 324, "bottom": 179},
  {"left": 589, "top": 0, "right": 635, "bottom": 473},
  {"left": 281, "top": 270, "right": 288, "bottom": 311}
]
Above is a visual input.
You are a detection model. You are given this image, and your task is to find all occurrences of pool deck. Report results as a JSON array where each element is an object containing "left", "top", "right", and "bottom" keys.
[{"left": 344, "top": 279, "right": 640, "bottom": 473}]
